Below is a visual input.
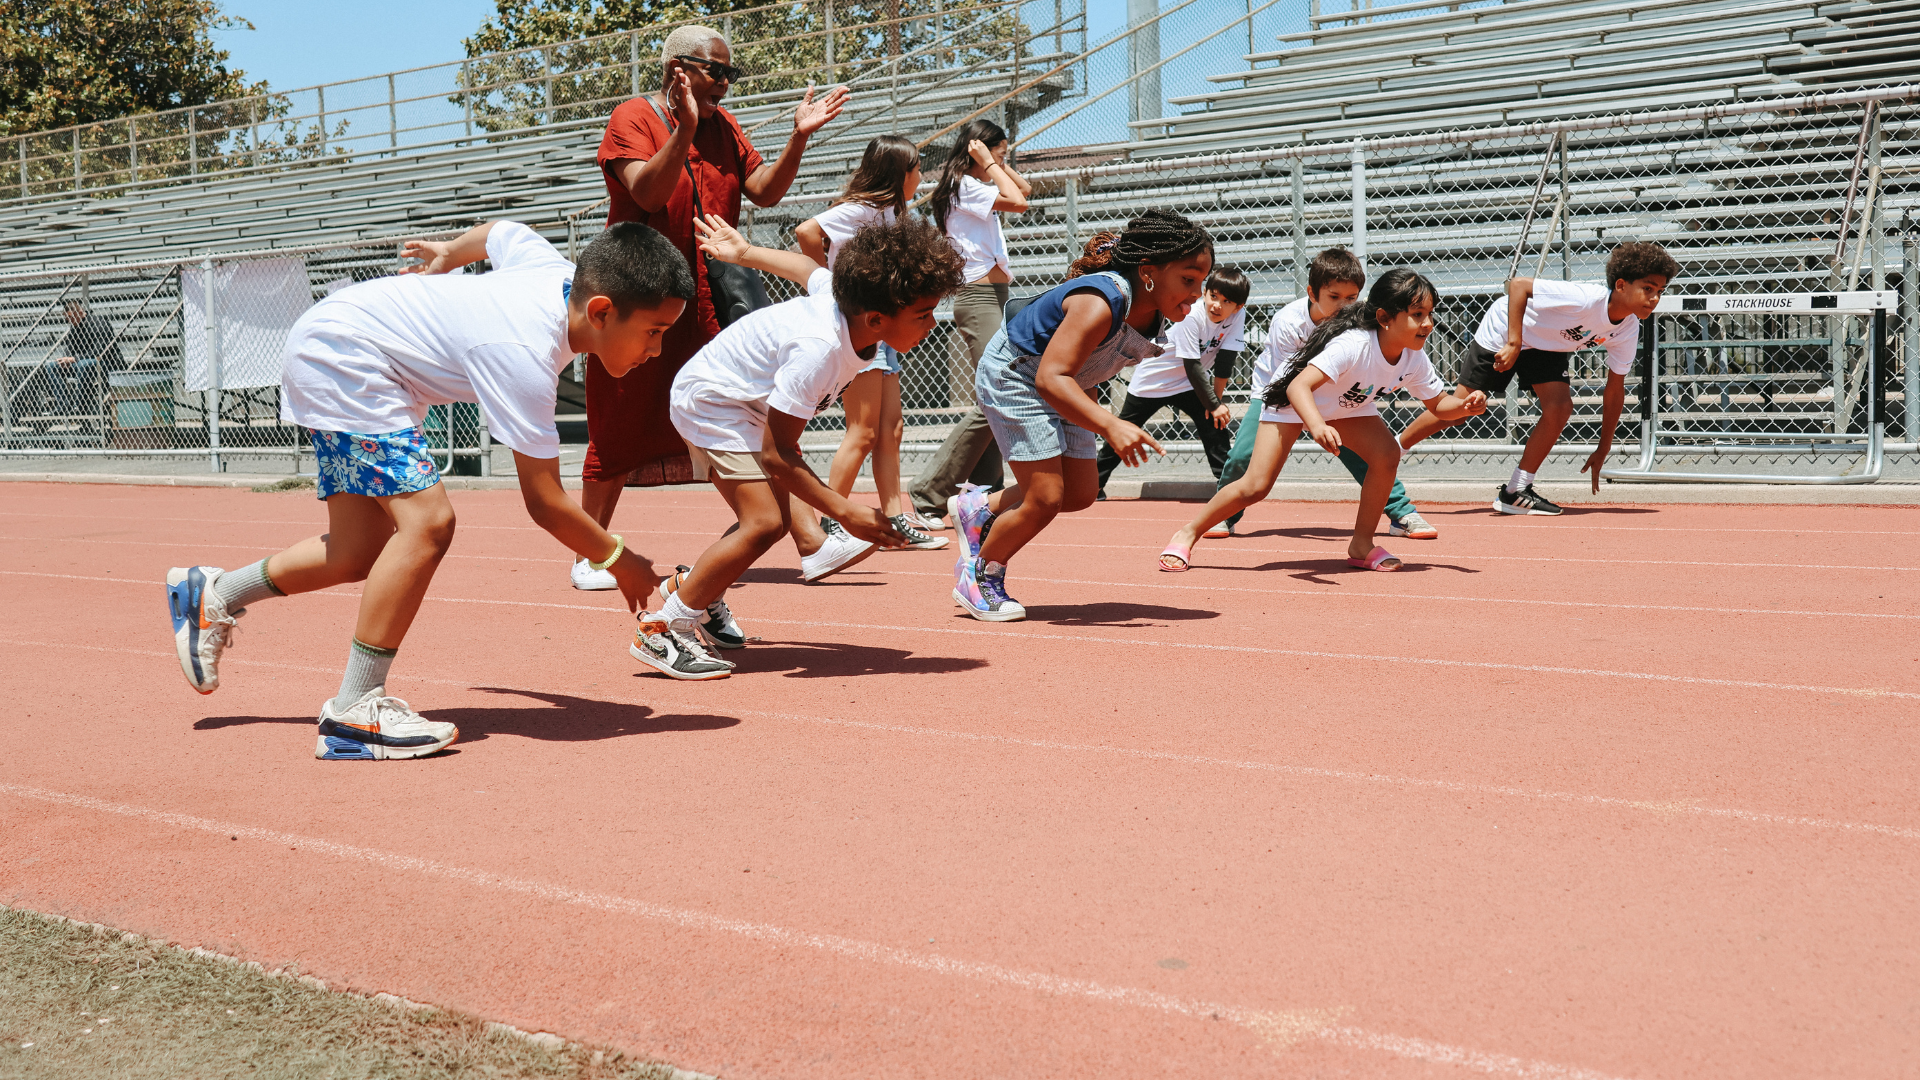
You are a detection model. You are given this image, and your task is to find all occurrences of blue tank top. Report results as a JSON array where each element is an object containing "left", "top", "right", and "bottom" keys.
[{"left": 1003, "top": 273, "right": 1133, "bottom": 358}]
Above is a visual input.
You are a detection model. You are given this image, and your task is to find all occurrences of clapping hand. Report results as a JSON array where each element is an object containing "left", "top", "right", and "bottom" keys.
[
  {"left": 665, "top": 70, "right": 699, "bottom": 130},
  {"left": 693, "top": 213, "right": 751, "bottom": 264},
  {"left": 793, "top": 85, "right": 850, "bottom": 138}
]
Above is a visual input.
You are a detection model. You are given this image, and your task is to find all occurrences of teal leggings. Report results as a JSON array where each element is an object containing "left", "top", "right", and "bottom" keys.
[{"left": 1217, "top": 411, "right": 1417, "bottom": 528}]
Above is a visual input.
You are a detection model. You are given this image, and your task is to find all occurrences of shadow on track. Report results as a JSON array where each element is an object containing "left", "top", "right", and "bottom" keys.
[
  {"left": 195, "top": 686, "right": 739, "bottom": 743},
  {"left": 1195, "top": 557, "right": 1481, "bottom": 585},
  {"left": 697, "top": 640, "right": 988, "bottom": 679},
  {"left": 1021, "top": 601, "right": 1220, "bottom": 627}
]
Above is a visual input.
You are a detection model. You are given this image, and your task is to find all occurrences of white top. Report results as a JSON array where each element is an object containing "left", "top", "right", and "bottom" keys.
[
  {"left": 1472, "top": 278, "right": 1639, "bottom": 374},
  {"left": 811, "top": 200, "right": 896, "bottom": 270},
  {"left": 1127, "top": 306, "right": 1246, "bottom": 399},
  {"left": 670, "top": 268, "right": 868, "bottom": 452},
  {"left": 1262, "top": 328, "right": 1446, "bottom": 424},
  {"left": 1254, "top": 297, "right": 1317, "bottom": 398},
  {"left": 279, "top": 221, "right": 575, "bottom": 458},
  {"left": 944, "top": 175, "right": 1011, "bottom": 283}
]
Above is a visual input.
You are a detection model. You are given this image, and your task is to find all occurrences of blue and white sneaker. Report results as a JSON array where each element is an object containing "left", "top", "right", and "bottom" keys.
[
  {"left": 166, "top": 566, "right": 242, "bottom": 695},
  {"left": 953, "top": 560, "right": 1027, "bottom": 623},
  {"left": 315, "top": 689, "right": 459, "bottom": 760}
]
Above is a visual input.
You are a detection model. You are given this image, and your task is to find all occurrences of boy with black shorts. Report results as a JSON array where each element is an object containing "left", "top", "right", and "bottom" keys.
[{"left": 1398, "top": 241, "right": 1676, "bottom": 515}]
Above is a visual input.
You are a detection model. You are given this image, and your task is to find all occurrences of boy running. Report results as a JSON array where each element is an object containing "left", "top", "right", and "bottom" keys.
[
  {"left": 168, "top": 221, "right": 690, "bottom": 759},
  {"left": 636, "top": 214, "right": 964, "bottom": 677},
  {"left": 1397, "top": 241, "right": 1677, "bottom": 513},
  {"left": 1209, "top": 249, "right": 1436, "bottom": 539}
]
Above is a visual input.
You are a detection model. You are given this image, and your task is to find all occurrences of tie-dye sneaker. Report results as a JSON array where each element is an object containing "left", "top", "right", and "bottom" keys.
[{"left": 953, "top": 559, "right": 1027, "bottom": 623}]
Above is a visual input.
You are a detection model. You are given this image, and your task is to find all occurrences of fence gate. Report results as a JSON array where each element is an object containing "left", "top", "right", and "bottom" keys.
[{"left": 1603, "top": 292, "right": 1894, "bottom": 485}]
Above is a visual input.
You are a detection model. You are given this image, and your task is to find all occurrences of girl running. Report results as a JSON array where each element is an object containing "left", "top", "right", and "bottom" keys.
[
  {"left": 950, "top": 209, "right": 1213, "bottom": 621},
  {"left": 793, "top": 135, "right": 945, "bottom": 551},
  {"left": 1160, "top": 269, "right": 1487, "bottom": 573}
]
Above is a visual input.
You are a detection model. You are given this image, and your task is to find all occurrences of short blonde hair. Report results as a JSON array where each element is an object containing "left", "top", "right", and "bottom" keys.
[{"left": 662, "top": 25, "right": 725, "bottom": 64}]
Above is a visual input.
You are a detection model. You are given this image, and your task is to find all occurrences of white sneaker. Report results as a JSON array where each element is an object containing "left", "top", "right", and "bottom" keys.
[
  {"left": 570, "top": 558, "right": 618, "bottom": 591},
  {"left": 800, "top": 524, "right": 877, "bottom": 582},
  {"left": 166, "top": 566, "right": 242, "bottom": 694},
  {"left": 315, "top": 690, "right": 458, "bottom": 760},
  {"left": 630, "top": 614, "right": 734, "bottom": 680},
  {"left": 900, "top": 509, "right": 948, "bottom": 532},
  {"left": 662, "top": 564, "right": 747, "bottom": 650}
]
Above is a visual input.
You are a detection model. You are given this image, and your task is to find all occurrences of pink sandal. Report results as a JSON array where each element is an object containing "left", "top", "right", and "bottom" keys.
[
  {"left": 1346, "top": 545, "right": 1403, "bottom": 572},
  {"left": 1159, "top": 542, "right": 1193, "bottom": 572}
]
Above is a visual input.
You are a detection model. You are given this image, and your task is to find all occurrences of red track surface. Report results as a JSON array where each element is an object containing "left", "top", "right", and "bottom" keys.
[{"left": 3, "top": 481, "right": 1917, "bottom": 1079}]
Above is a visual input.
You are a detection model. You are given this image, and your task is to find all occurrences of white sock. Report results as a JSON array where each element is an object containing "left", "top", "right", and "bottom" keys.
[
  {"left": 1507, "top": 468, "right": 1535, "bottom": 493},
  {"left": 334, "top": 640, "right": 396, "bottom": 711},
  {"left": 660, "top": 591, "right": 701, "bottom": 630}
]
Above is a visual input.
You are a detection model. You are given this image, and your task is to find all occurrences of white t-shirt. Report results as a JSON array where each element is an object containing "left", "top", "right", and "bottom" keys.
[
  {"left": 1262, "top": 328, "right": 1447, "bottom": 424},
  {"left": 1473, "top": 279, "right": 1639, "bottom": 374},
  {"left": 1254, "top": 297, "right": 1318, "bottom": 399},
  {"left": 811, "top": 200, "right": 895, "bottom": 270},
  {"left": 279, "top": 221, "right": 576, "bottom": 458},
  {"left": 944, "top": 175, "right": 1011, "bottom": 283},
  {"left": 1127, "top": 306, "right": 1246, "bottom": 399},
  {"left": 670, "top": 268, "right": 868, "bottom": 452}
]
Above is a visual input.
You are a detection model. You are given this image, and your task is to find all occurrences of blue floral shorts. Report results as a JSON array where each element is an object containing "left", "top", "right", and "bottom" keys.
[{"left": 310, "top": 427, "right": 440, "bottom": 500}]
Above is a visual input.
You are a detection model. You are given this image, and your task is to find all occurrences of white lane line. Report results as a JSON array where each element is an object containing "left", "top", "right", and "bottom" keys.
[
  {"left": 1067, "top": 513, "right": 1920, "bottom": 537},
  {"left": 0, "top": 537, "right": 582, "bottom": 567},
  {"left": 1023, "top": 539, "right": 1909, "bottom": 573},
  {"left": 8, "top": 636, "right": 1913, "bottom": 842},
  {"left": 0, "top": 779, "right": 1638, "bottom": 1080},
  {"left": 14, "top": 560, "right": 1909, "bottom": 625}
]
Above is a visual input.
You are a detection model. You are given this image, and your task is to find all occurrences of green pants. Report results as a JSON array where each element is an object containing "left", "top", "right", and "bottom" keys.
[{"left": 1217, "top": 411, "right": 1417, "bottom": 528}]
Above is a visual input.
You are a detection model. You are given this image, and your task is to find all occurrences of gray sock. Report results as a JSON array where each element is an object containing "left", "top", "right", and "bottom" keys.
[
  {"left": 213, "top": 559, "right": 283, "bottom": 612},
  {"left": 333, "top": 640, "right": 397, "bottom": 711}
]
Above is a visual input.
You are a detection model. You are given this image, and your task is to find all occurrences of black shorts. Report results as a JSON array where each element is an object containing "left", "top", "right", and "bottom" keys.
[{"left": 1458, "top": 341, "right": 1571, "bottom": 395}]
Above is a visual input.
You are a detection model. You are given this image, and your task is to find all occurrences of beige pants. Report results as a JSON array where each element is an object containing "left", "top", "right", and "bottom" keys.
[{"left": 685, "top": 444, "right": 768, "bottom": 482}]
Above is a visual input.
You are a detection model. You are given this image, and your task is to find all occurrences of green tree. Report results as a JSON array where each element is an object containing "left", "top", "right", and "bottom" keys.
[{"left": 0, "top": 0, "right": 264, "bottom": 137}]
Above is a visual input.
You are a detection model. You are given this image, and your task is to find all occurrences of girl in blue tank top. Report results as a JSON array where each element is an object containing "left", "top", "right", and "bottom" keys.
[{"left": 949, "top": 209, "right": 1215, "bottom": 622}]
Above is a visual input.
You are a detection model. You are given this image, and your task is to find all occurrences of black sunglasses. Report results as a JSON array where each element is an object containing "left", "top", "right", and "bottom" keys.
[{"left": 674, "top": 55, "right": 744, "bottom": 83}]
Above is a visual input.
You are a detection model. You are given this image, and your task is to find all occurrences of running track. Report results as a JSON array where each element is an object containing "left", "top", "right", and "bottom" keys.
[{"left": 2, "top": 482, "right": 1916, "bottom": 1079}]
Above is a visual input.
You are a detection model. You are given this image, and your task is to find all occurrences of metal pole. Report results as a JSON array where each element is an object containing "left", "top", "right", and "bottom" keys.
[
  {"left": 1349, "top": 140, "right": 1366, "bottom": 261},
  {"left": 203, "top": 256, "right": 222, "bottom": 472},
  {"left": 1905, "top": 238, "right": 1918, "bottom": 441},
  {"left": 18, "top": 136, "right": 25, "bottom": 199},
  {"left": 129, "top": 119, "right": 138, "bottom": 186},
  {"left": 463, "top": 61, "right": 475, "bottom": 139},
  {"left": 318, "top": 85, "right": 328, "bottom": 156},
  {"left": 73, "top": 126, "right": 81, "bottom": 193},
  {"left": 1291, "top": 154, "right": 1306, "bottom": 294},
  {"left": 250, "top": 99, "right": 261, "bottom": 169},
  {"left": 1558, "top": 130, "right": 1570, "bottom": 279},
  {"left": 1064, "top": 175, "right": 1079, "bottom": 249},
  {"left": 478, "top": 415, "right": 492, "bottom": 477},
  {"left": 189, "top": 109, "right": 197, "bottom": 177},
  {"left": 630, "top": 32, "right": 640, "bottom": 99},
  {"left": 1869, "top": 121, "right": 1885, "bottom": 291},
  {"left": 1126, "top": 0, "right": 1160, "bottom": 141},
  {"left": 824, "top": 0, "right": 836, "bottom": 83},
  {"left": 388, "top": 74, "right": 398, "bottom": 150}
]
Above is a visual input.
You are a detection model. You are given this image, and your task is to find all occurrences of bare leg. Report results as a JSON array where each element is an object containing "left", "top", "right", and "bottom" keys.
[
  {"left": 874, "top": 373, "right": 904, "bottom": 517},
  {"left": 1397, "top": 383, "right": 1478, "bottom": 449},
  {"left": 1164, "top": 423, "right": 1297, "bottom": 560},
  {"left": 1331, "top": 416, "right": 1403, "bottom": 565},
  {"left": 977, "top": 458, "right": 1064, "bottom": 566},
  {"left": 580, "top": 478, "right": 623, "bottom": 529},
  {"left": 679, "top": 477, "right": 793, "bottom": 610},
  {"left": 264, "top": 486, "right": 457, "bottom": 651},
  {"left": 1517, "top": 380, "right": 1573, "bottom": 474}
]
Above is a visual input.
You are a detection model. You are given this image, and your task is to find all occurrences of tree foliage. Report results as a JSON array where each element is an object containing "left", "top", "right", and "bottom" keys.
[{"left": 0, "top": 0, "right": 266, "bottom": 138}]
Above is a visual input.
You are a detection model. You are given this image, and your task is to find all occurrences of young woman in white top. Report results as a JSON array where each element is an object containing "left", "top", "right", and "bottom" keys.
[
  {"left": 792, "top": 136, "right": 944, "bottom": 551},
  {"left": 1161, "top": 270, "right": 1488, "bottom": 574},
  {"left": 908, "top": 118, "right": 1030, "bottom": 522}
]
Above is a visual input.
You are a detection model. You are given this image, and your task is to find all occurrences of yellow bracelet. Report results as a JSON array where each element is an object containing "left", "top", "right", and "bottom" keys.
[{"left": 588, "top": 534, "right": 624, "bottom": 571}]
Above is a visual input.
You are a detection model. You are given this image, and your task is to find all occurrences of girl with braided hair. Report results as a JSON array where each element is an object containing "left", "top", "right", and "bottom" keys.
[
  {"left": 947, "top": 209, "right": 1214, "bottom": 622},
  {"left": 1160, "top": 269, "right": 1487, "bottom": 573}
]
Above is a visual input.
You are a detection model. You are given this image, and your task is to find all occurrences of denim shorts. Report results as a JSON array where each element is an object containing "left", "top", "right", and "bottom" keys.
[
  {"left": 310, "top": 427, "right": 440, "bottom": 500},
  {"left": 974, "top": 334, "right": 1099, "bottom": 461},
  {"left": 859, "top": 341, "right": 902, "bottom": 376}
]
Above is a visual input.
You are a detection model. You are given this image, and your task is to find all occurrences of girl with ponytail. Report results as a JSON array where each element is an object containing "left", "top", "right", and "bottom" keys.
[
  {"left": 1160, "top": 268, "right": 1488, "bottom": 573},
  {"left": 948, "top": 208, "right": 1214, "bottom": 622}
]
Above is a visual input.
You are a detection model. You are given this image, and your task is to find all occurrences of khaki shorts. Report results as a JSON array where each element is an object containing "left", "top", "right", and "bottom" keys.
[{"left": 685, "top": 444, "right": 769, "bottom": 482}]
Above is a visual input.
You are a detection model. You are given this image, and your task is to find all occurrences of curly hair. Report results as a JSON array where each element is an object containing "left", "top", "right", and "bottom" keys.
[
  {"left": 1264, "top": 268, "right": 1438, "bottom": 409},
  {"left": 832, "top": 218, "right": 967, "bottom": 315},
  {"left": 1605, "top": 241, "right": 1679, "bottom": 287},
  {"left": 1066, "top": 209, "right": 1213, "bottom": 279}
]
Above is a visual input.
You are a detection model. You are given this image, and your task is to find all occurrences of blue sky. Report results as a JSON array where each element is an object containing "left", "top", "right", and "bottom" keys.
[{"left": 217, "top": 0, "right": 1129, "bottom": 91}]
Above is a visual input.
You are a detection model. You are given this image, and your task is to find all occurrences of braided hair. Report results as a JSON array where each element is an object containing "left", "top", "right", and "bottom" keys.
[
  {"left": 1264, "top": 268, "right": 1438, "bottom": 409},
  {"left": 1067, "top": 209, "right": 1214, "bottom": 281}
]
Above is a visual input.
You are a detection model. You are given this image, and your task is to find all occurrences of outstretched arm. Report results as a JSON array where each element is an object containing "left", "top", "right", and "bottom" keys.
[
  {"left": 402, "top": 221, "right": 495, "bottom": 275},
  {"left": 743, "top": 86, "right": 850, "bottom": 207},
  {"left": 1581, "top": 370, "right": 1628, "bottom": 493},
  {"left": 513, "top": 451, "right": 661, "bottom": 612},
  {"left": 1419, "top": 387, "right": 1489, "bottom": 424},
  {"left": 1035, "top": 295, "right": 1164, "bottom": 466},
  {"left": 694, "top": 213, "right": 820, "bottom": 286},
  {"left": 762, "top": 409, "right": 904, "bottom": 547}
]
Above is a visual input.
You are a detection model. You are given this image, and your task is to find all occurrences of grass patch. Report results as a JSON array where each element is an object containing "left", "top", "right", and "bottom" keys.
[
  {"left": 0, "top": 906, "right": 697, "bottom": 1080},
  {"left": 250, "top": 477, "right": 317, "bottom": 493}
]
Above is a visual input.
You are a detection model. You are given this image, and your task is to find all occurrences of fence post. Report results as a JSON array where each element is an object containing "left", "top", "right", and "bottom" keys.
[
  {"left": 630, "top": 31, "right": 641, "bottom": 99},
  {"left": 1870, "top": 121, "right": 1885, "bottom": 290},
  {"left": 188, "top": 109, "right": 197, "bottom": 177},
  {"left": 1291, "top": 154, "right": 1306, "bottom": 294},
  {"left": 73, "top": 126, "right": 81, "bottom": 193},
  {"left": 1126, "top": 0, "right": 1160, "bottom": 140},
  {"left": 388, "top": 73, "right": 398, "bottom": 150},
  {"left": 318, "top": 85, "right": 328, "bottom": 155},
  {"left": 128, "top": 119, "right": 138, "bottom": 186},
  {"left": 1349, "top": 140, "right": 1367, "bottom": 261},
  {"left": 203, "top": 256, "right": 222, "bottom": 473},
  {"left": 463, "top": 61, "right": 475, "bottom": 139},
  {"left": 824, "top": 0, "right": 836, "bottom": 83},
  {"left": 478, "top": 415, "right": 493, "bottom": 477},
  {"left": 18, "top": 136, "right": 25, "bottom": 199},
  {"left": 1064, "top": 175, "right": 1079, "bottom": 249},
  {"left": 250, "top": 99, "right": 261, "bottom": 169},
  {"left": 1905, "top": 238, "right": 1917, "bottom": 441},
  {"left": 1558, "top": 131, "right": 1570, "bottom": 279}
]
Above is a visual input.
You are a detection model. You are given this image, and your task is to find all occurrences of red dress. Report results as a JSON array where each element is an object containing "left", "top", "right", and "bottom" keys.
[{"left": 584, "top": 98, "right": 764, "bottom": 485}]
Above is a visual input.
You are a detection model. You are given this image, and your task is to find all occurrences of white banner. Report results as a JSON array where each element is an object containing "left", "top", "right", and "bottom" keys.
[{"left": 182, "top": 256, "right": 314, "bottom": 392}]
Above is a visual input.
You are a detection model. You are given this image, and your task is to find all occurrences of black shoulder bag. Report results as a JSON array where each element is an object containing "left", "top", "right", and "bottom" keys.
[{"left": 645, "top": 98, "right": 770, "bottom": 328}]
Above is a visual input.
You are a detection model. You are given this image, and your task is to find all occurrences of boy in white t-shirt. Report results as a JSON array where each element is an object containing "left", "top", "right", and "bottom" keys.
[
  {"left": 638, "top": 214, "right": 965, "bottom": 679},
  {"left": 166, "top": 220, "right": 690, "bottom": 759},
  {"left": 1398, "top": 241, "right": 1677, "bottom": 515},
  {"left": 1095, "top": 265, "right": 1248, "bottom": 494}
]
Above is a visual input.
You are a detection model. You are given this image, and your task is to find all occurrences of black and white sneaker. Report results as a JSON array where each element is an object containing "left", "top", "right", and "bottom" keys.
[
  {"left": 1493, "top": 484, "right": 1564, "bottom": 516},
  {"left": 886, "top": 513, "right": 949, "bottom": 551},
  {"left": 631, "top": 614, "right": 734, "bottom": 680}
]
